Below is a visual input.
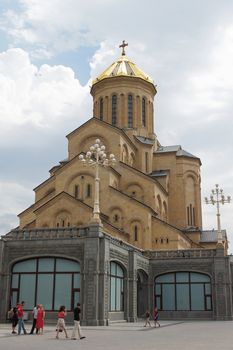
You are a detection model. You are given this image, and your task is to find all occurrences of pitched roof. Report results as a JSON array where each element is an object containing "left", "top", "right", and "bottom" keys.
[
  {"left": 200, "top": 230, "right": 227, "bottom": 242},
  {"left": 155, "top": 145, "right": 200, "bottom": 161}
]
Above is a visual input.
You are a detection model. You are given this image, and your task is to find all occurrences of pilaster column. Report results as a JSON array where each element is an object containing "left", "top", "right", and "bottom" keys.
[
  {"left": 82, "top": 224, "right": 104, "bottom": 326},
  {"left": 127, "top": 250, "right": 137, "bottom": 322},
  {"left": 132, "top": 95, "right": 137, "bottom": 128},
  {"left": 212, "top": 250, "right": 233, "bottom": 320},
  {"left": 103, "top": 96, "right": 109, "bottom": 122},
  {"left": 0, "top": 240, "right": 8, "bottom": 322},
  {"left": 136, "top": 96, "right": 141, "bottom": 128},
  {"left": 106, "top": 96, "right": 112, "bottom": 124},
  {"left": 120, "top": 93, "right": 125, "bottom": 128},
  {"left": 94, "top": 100, "right": 98, "bottom": 118},
  {"left": 98, "top": 236, "right": 110, "bottom": 325}
]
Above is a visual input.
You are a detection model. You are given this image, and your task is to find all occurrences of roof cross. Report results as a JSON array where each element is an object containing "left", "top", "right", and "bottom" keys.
[{"left": 119, "top": 40, "right": 128, "bottom": 56}]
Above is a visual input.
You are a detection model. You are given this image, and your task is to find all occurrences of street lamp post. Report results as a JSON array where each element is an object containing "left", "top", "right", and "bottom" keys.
[
  {"left": 79, "top": 138, "right": 116, "bottom": 225},
  {"left": 205, "top": 184, "right": 231, "bottom": 245}
]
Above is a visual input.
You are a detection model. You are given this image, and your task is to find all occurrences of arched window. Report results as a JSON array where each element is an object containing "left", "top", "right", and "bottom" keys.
[
  {"left": 112, "top": 95, "right": 117, "bottom": 126},
  {"left": 10, "top": 258, "right": 81, "bottom": 311},
  {"left": 163, "top": 201, "right": 168, "bottom": 222},
  {"left": 145, "top": 152, "right": 149, "bottom": 173},
  {"left": 134, "top": 225, "right": 138, "bottom": 241},
  {"left": 74, "top": 185, "right": 79, "bottom": 199},
  {"left": 128, "top": 94, "right": 133, "bottom": 128},
  {"left": 110, "top": 262, "right": 124, "bottom": 311},
  {"left": 55, "top": 211, "right": 71, "bottom": 228},
  {"left": 86, "top": 184, "right": 91, "bottom": 197},
  {"left": 187, "top": 204, "right": 195, "bottom": 226},
  {"left": 155, "top": 272, "right": 212, "bottom": 311},
  {"left": 157, "top": 195, "right": 162, "bottom": 216},
  {"left": 99, "top": 98, "right": 103, "bottom": 121},
  {"left": 142, "top": 97, "right": 146, "bottom": 126}
]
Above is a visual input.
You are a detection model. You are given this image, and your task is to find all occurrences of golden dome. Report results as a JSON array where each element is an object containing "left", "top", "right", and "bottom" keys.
[{"left": 92, "top": 42, "right": 154, "bottom": 86}]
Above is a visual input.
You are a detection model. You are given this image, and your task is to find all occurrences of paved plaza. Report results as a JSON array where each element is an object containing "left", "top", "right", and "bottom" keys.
[{"left": 0, "top": 320, "right": 233, "bottom": 350}]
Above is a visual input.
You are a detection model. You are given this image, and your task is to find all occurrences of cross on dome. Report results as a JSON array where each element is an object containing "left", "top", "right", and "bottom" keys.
[{"left": 119, "top": 40, "right": 128, "bottom": 56}]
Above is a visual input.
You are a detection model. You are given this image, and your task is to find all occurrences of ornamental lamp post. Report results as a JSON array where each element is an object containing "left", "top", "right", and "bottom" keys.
[
  {"left": 79, "top": 138, "right": 116, "bottom": 225},
  {"left": 205, "top": 184, "right": 231, "bottom": 245}
]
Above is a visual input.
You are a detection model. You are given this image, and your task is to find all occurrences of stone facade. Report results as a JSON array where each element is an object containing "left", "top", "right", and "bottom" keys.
[{"left": 0, "top": 225, "right": 232, "bottom": 323}]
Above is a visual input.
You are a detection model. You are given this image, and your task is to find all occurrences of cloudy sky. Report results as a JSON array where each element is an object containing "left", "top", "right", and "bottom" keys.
[{"left": 0, "top": 0, "right": 232, "bottom": 251}]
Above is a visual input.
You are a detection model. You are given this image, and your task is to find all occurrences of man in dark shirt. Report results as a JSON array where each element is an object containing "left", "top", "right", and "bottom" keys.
[{"left": 71, "top": 303, "right": 86, "bottom": 340}]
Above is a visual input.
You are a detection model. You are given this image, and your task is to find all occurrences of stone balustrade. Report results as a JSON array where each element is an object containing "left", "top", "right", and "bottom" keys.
[
  {"left": 3, "top": 227, "right": 89, "bottom": 240},
  {"left": 143, "top": 249, "right": 217, "bottom": 259}
]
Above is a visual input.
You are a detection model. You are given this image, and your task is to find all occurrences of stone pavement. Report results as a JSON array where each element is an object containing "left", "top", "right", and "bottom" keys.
[{"left": 0, "top": 320, "right": 233, "bottom": 350}]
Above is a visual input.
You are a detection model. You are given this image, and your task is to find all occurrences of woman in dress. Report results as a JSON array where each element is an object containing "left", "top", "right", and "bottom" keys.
[
  {"left": 36, "top": 304, "right": 45, "bottom": 334},
  {"left": 56, "top": 305, "right": 69, "bottom": 339}
]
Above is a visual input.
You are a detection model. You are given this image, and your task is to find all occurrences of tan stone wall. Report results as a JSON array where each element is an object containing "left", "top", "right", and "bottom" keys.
[
  {"left": 151, "top": 217, "right": 192, "bottom": 250},
  {"left": 91, "top": 76, "right": 156, "bottom": 138},
  {"left": 153, "top": 152, "right": 202, "bottom": 231}
]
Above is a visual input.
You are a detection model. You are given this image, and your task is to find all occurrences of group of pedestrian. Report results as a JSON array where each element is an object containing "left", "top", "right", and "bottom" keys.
[
  {"left": 9, "top": 301, "right": 85, "bottom": 340},
  {"left": 9, "top": 301, "right": 45, "bottom": 335},
  {"left": 30, "top": 304, "right": 45, "bottom": 335},
  {"left": 56, "top": 303, "right": 85, "bottom": 340},
  {"left": 9, "top": 301, "right": 159, "bottom": 336},
  {"left": 144, "top": 307, "right": 160, "bottom": 328}
]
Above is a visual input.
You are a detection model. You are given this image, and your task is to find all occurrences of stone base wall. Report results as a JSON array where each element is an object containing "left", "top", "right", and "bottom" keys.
[{"left": 0, "top": 227, "right": 232, "bottom": 324}]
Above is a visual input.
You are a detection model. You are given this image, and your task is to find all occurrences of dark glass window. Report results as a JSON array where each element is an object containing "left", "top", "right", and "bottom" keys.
[
  {"left": 145, "top": 152, "right": 149, "bottom": 172},
  {"left": 110, "top": 262, "right": 124, "bottom": 311},
  {"left": 100, "top": 98, "right": 103, "bottom": 121},
  {"left": 112, "top": 95, "right": 117, "bottom": 126},
  {"left": 187, "top": 204, "right": 195, "bottom": 226},
  {"left": 10, "top": 258, "right": 80, "bottom": 311},
  {"left": 134, "top": 226, "right": 138, "bottom": 241},
  {"left": 74, "top": 185, "right": 79, "bottom": 199},
  {"left": 155, "top": 272, "right": 212, "bottom": 311},
  {"left": 128, "top": 94, "right": 133, "bottom": 128},
  {"left": 86, "top": 184, "right": 91, "bottom": 197},
  {"left": 142, "top": 98, "right": 146, "bottom": 126}
]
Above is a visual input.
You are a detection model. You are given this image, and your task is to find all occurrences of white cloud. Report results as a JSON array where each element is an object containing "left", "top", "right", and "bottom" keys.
[
  {"left": 0, "top": 48, "right": 91, "bottom": 146},
  {"left": 0, "top": 181, "right": 34, "bottom": 234}
]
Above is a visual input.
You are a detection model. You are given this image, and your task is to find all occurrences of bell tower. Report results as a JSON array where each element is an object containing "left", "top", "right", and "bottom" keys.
[{"left": 90, "top": 41, "right": 157, "bottom": 139}]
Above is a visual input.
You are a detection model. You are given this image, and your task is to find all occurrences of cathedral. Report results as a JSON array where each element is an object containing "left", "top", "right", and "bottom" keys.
[{"left": 0, "top": 42, "right": 232, "bottom": 324}]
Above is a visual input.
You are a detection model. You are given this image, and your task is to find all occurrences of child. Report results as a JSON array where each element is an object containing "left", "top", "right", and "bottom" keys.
[{"left": 144, "top": 309, "right": 151, "bottom": 327}]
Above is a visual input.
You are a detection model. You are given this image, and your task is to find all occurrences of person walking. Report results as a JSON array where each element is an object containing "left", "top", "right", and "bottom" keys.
[
  {"left": 36, "top": 305, "right": 45, "bottom": 334},
  {"left": 30, "top": 305, "right": 39, "bottom": 334},
  {"left": 154, "top": 307, "right": 160, "bottom": 327},
  {"left": 144, "top": 309, "right": 152, "bottom": 327},
  {"left": 71, "top": 303, "right": 86, "bottom": 340},
  {"left": 11, "top": 307, "right": 18, "bottom": 334},
  {"left": 154, "top": 307, "right": 160, "bottom": 328},
  {"left": 17, "top": 301, "right": 27, "bottom": 335},
  {"left": 56, "top": 306, "right": 69, "bottom": 339}
]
